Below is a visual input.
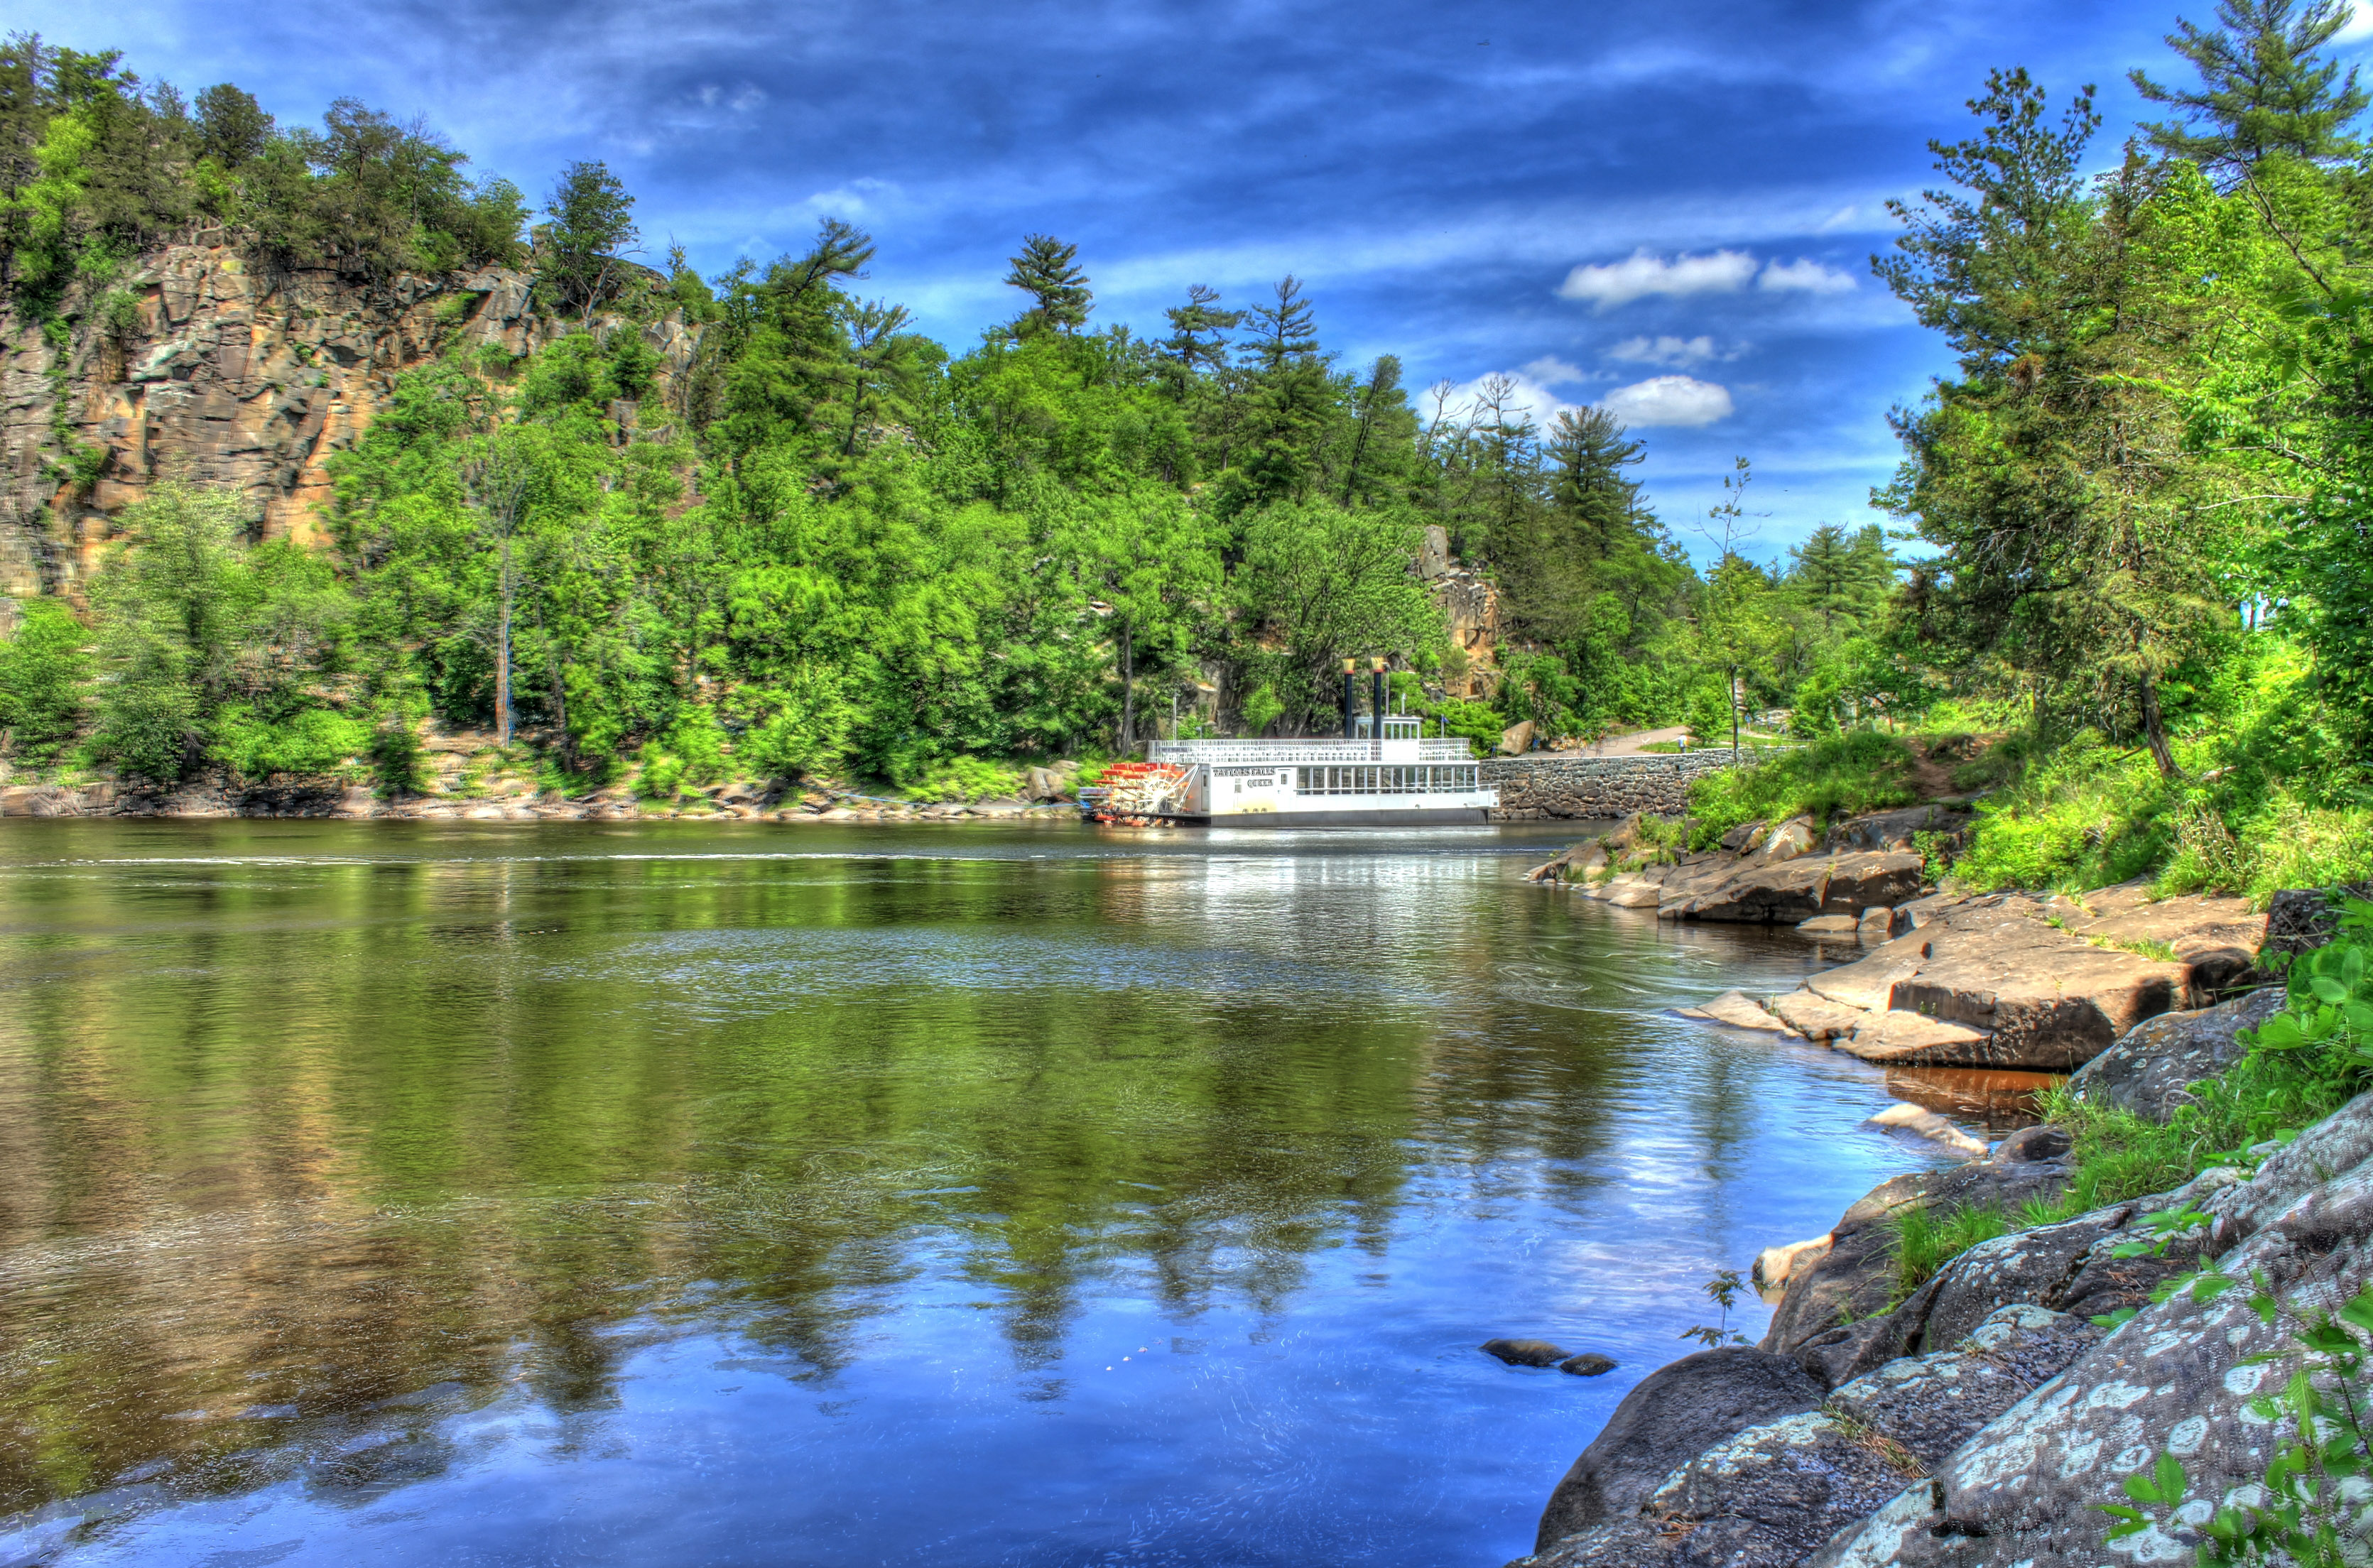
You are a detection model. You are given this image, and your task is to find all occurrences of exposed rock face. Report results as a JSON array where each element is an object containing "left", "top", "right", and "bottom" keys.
[
  {"left": 2068, "top": 986, "right": 2285, "bottom": 1122},
  {"left": 3, "top": 240, "right": 700, "bottom": 598},
  {"left": 1818, "top": 805, "right": 1972, "bottom": 855}
]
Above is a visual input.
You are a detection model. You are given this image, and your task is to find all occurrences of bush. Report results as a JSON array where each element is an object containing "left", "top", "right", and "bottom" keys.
[
  {"left": 1685, "top": 731, "right": 1919, "bottom": 847},
  {"left": 901, "top": 756, "right": 1023, "bottom": 802},
  {"left": 0, "top": 599, "right": 91, "bottom": 766},
  {"left": 211, "top": 704, "right": 372, "bottom": 780},
  {"left": 636, "top": 706, "right": 727, "bottom": 800}
]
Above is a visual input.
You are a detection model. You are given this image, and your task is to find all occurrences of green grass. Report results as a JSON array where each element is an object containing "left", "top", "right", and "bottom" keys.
[
  {"left": 1888, "top": 1202, "right": 2010, "bottom": 1303},
  {"left": 1685, "top": 731, "right": 1921, "bottom": 849}
]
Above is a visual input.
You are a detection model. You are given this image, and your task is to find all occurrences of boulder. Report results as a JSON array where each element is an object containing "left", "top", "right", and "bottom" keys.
[
  {"left": 1820, "top": 805, "right": 1972, "bottom": 854},
  {"left": 1560, "top": 1354, "right": 1618, "bottom": 1377},
  {"left": 1855, "top": 907, "right": 1899, "bottom": 944},
  {"left": 2261, "top": 881, "right": 2373, "bottom": 964},
  {"left": 1760, "top": 817, "right": 1817, "bottom": 863},
  {"left": 2068, "top": 986, "right": 2285, "bottom": 1123},
  {"left": 1660, "top": 853, "right": 1926, "bottom": 925},
  {"left": 1820, "top": 1304, "right": 2100, "bottom": 1471},
  {"left": 1500, "top": 720, "right": 1538, "bottom": 756},
  {"left": 1532, "top": 1348, "right": 1826, "bottom": 1554},
  {"left": 1760, "top": 1158, "right": 2073, "bottom": 1383},
  {"left": 1718, "top": 820, "right": 1769, "bottom": 853}
]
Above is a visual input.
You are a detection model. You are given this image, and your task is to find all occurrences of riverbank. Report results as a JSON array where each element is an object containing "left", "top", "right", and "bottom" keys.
[
  {"left": 1511, "top": 883, "right": 2373, "bottom": 1568},
  {"left": 0, "top": 778, "right": 1082, "bottom": 823}
]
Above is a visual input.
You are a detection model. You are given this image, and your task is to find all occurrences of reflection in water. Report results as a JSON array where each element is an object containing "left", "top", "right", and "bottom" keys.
[{"left": 0, "top": 820, "right": 1964, "bottom": 1566}]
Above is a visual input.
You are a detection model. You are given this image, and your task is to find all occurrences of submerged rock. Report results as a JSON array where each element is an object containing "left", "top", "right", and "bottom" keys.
[
  {"left": 1673, "top": 991, "right": 1802, "bottom": 1036},
  {"left": 1484, "top": 1338, "right": 1573, "bottom": 1368},
  {"left": 1559, "top": 1354, "right": 1618, "bottom": 1377}
]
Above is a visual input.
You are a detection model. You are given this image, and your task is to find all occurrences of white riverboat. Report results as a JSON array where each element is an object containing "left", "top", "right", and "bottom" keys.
[{"left": 1080, "top": 715, "right": 1496, "bottom": 827}]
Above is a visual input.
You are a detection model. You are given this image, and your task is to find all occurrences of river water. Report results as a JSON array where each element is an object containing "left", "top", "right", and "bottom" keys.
[{"left": 0, "top": 819, "right": 1982, "bottom": 1567}]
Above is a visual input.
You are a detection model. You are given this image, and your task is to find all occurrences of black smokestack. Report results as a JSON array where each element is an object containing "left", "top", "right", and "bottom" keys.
[
  {"left": 1342, "top": 658, "right": 1357, "bottom": 739},
  {"left": 1372, "top": 659, "right": 1387, "bottom": 740}
]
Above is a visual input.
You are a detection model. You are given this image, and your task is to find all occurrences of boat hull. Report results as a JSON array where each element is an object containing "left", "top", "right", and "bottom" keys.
[{"left": 1095, "top": 805, "right": 1492, "bottom": 828}]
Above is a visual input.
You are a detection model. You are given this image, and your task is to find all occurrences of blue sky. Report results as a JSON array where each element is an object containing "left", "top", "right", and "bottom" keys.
[{"left": 37, "top": 0, "right": 2373, "bottom": 563}]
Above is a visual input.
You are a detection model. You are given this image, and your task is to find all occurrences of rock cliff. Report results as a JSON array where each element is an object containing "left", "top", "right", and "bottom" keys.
[{"left": 1, "top": 240, "right": 700, "bottom": 599}]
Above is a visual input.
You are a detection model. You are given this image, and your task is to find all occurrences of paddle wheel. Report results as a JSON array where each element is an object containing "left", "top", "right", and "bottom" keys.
[{"left": 1078, "top": 761, "right": 1198, "bottom": 824}]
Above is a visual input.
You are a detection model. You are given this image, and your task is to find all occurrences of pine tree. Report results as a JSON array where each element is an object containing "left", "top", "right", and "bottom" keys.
[
  {"left": 2132, "top": 0, "right": 2367, "bottom": 183},
  {"left": 1004, "top": 233, "right": 1090, "bottom": 334},
  {"left": 1242, "top": 275, "right": 1319, "bottom": 371}
]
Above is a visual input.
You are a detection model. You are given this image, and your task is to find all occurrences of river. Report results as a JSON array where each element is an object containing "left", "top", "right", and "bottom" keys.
[{"left": 0, "top": 818, "right": 1980, "bottom": 1567}]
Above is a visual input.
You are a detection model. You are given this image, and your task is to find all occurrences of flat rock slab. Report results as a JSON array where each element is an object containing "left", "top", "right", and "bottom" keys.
[
  {"left": 1675, "top": 991, "right": 1803, "bottom": 1036},
  {"left": 1766, "top": 991, "right": 1865, "bottom": 1041},
  {"left": 1840, "top": 1010, "right": 1995, "bottom": 1065},
  {"left": 1781, "top": 888, "right": 2249, "bottom": 1069}
]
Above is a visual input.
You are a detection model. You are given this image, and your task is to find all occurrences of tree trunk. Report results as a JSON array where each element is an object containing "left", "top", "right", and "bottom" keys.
[
  {"left": 1120, "top": 622, "right": 1135, "bottom": 750},
  {"left": 2138, "top": 670, "right": 2181, "bottom": 780},
  {"left": 496, "top": 533, "right": 514, "bottom": 746}
]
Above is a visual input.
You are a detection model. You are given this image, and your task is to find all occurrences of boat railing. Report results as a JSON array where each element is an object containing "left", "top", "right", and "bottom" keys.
[{"left": 1146, "top": 739, "right": 1475, "bottom": 765}]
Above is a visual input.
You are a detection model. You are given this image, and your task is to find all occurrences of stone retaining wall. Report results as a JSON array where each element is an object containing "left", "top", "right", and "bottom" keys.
[{"left": 1482, "top": 751, "right": 1743, "bottom": 819}]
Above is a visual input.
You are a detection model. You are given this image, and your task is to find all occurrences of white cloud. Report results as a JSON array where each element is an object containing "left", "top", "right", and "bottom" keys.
[
  {"left": 1520, "top": 355, "right": 1587, "bottom": 386},
  {"left": 1607, "top": 334, "right": 1724, "bottom": 368},
  {"left": 1759, "top": 258, "right": 1858, "bottom": 293},
  {"left": 1555, "top": 249, "right": 1758, "bottom": 307},
  {"left": 2344, "top": 2, "right": 2373, "bottom": 39},
  {"left": 1598, "top": 375, "right": 1734, "bottom": 428}
]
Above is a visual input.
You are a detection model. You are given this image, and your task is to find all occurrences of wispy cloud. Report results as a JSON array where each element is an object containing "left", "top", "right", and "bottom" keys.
[
  {"left": 1519, "top": 355, "right": 1589, "bottom": 386},
  {"left": 1600, "top": 375, "right": 1734, "bottom": 427},
  {"left": 1607, "top": 334, "right": 1729, "bottom": 368},
  {"left": 1759, "top": 258, "right": 1858, "bottom": 293}
]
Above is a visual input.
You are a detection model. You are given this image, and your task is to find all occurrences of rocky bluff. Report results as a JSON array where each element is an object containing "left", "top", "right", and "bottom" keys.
[{"left": 0, "top": 243, "right": 701, "bottom": 600}]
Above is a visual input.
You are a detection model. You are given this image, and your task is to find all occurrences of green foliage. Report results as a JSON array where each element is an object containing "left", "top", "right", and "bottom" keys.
[
  {"left": 1685, "top": 731, "right": 1921, "bottom": 846},
  {"left": 1680, "top": 1269, "right": 1751, "bottom": 1347},
  {"left": 0, "top": 598, "right": 90, "bottom": 766},
  {"left": 636, "top": 706, "right": 724, "bottom": 800}
]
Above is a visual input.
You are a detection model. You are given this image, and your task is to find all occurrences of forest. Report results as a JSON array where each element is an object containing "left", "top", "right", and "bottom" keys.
[{"left": 0, "top": 2, "right": 2371, "bottom": 902}]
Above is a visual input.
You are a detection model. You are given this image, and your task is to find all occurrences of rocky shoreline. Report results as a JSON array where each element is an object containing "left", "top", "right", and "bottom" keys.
[
  {"left": 1509, "top": 830, "right": 2373, "bottom": 1568},
  {"left": 1530, "top": 810, "right": 2264, "bottom": 1072}
]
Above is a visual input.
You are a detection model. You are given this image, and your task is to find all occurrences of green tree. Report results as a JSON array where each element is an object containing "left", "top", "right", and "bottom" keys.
[
  {"left": 0, "top": 598, "right": 89, "bottom": 766},
  {"left": 540, "top": 158, "right": 639, "bottom": 325}
]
